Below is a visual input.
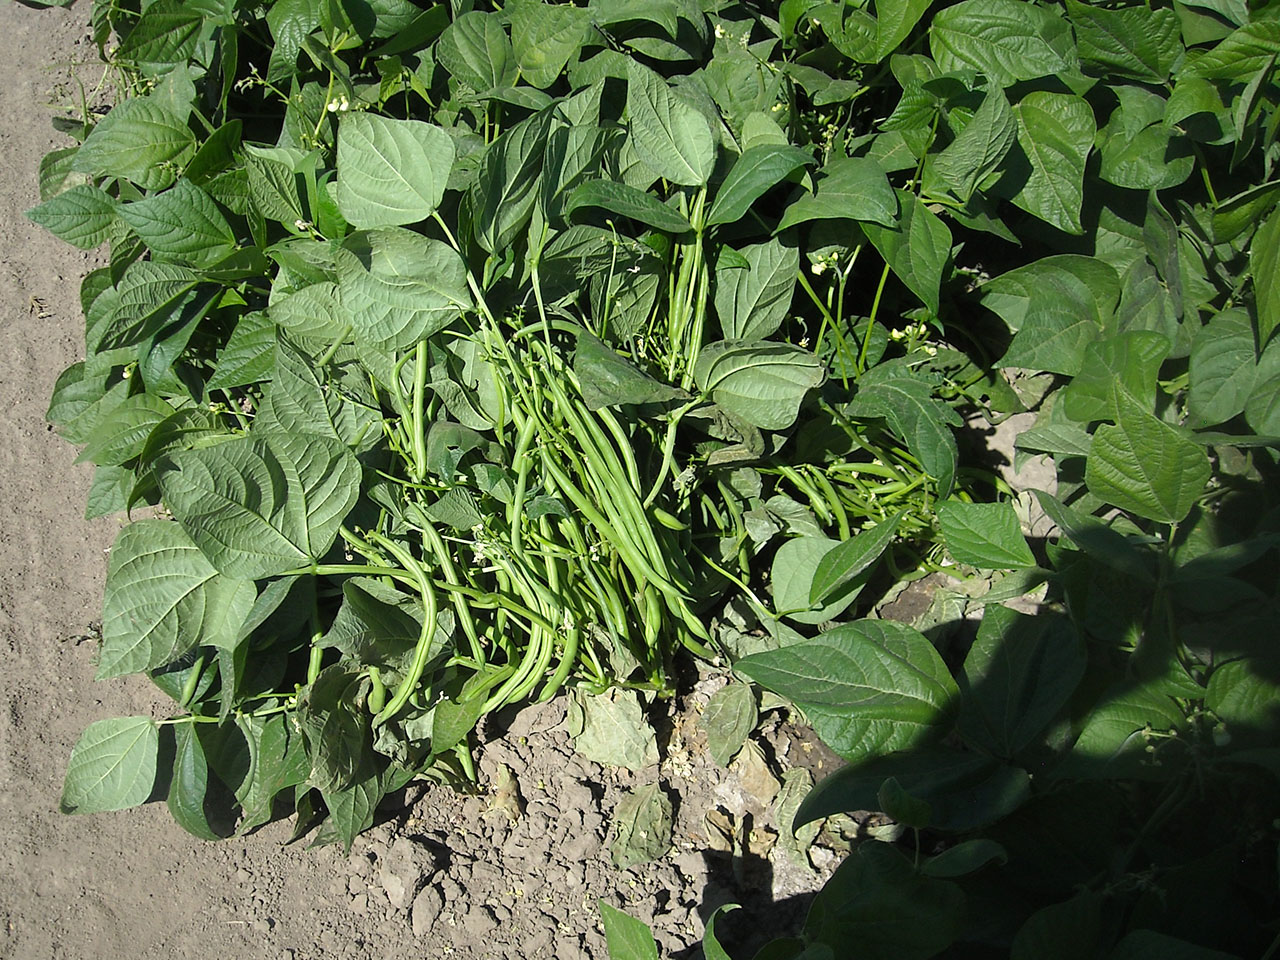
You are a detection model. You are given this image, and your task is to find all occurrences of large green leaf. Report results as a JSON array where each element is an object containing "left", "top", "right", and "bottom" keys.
[
  {"left": 541, "top": 122, "right": 611, "bottom": 223},
  {"left": 158, "top": 432, "right": 362, "bottom": 580},
  {"left": 1062, "top": 330, "right": 1171, "bottom": 423},
  {"left": 114, "top": 0, "right": 202, "bottom": 68},
  {"left": 265, "top": 0, "right": 321, "bottom": 80},
  {"left": 335, "top": 228, "right": 470, "bottom": 351},
  {"left": 1086, "top": 390, "right": 1211, "bottom": 523},
  {"left": 1032, "top": 490, "right": 1156, "bottom": 583},
  {"left": 599, "top": 901, "right": 659, "bottom": 960},
  {"left": 861, "top": 190, "right": 951, "bottom": 316},
  {"left": 207, "top": 311, "right": 276, "bottom": 391},
  {"left": 1186, "top": 20, "right": 1280, "bottom": 81},
  {"left": 713, "top": 239, "right": 798, "bottom": 341},
  {"left": 510, "top": 0, "right": 588, "bottom": 88},
  {"left": 924, "top": 88, "right": 1016, "bottom": 204},
  {"left": 777, "top": 156, "right": 898, "bottom": 230},
  {"left": 75, "top": 392, "right": 174, "bottom": 467},
  {"left": 229, "top": 713, "right": 311, "bottom": 833},
  {"left": 468, "top": 109, "right": 552, "bottom": 253},
  {"left": 98, "top": 260, "right": 202, "bottom": 351},
  {"left": 998, "top": 285, "right": 1107, "bottom": 376},
  {"left": 26, "top": 184, "right": 119, "bottom": 250},
  {"left": 565, "top": 179, "right": 693, "bottom": 233},
  {"left": 72, "top": 97, "right": 196, "bottom": 191},
  {"left": 693, "top": 340, "right": 825, "bottom": 430},
  {"left": 959, "top": 606, "right": 1084, "bottom": 758},
  {"left": 244, "top": 146, "right": 307, "bottom": 224},
  {"left": 167, "top": 722, "right": 220, "bottom": 840},
  {"left": 573, "top": 332, "right": 685, "bottom": 409},
  {"left": 1097, "top": 87, "right": 1193, "bottom": 191},
  {"left": 982, "top": 255, "right": 1119, "bottom": 333},
  {"left": 875, "top": 0, "right": 933, "bottom": 62},
  {"left": 61, "top": 717, "right": 159, "bottom": 814},
  {"left": 1251, "top": 205, "right": 1280, "bottom": 346},
  {"left": 1056, "top": 682, "right": 1185, "bottom": 779},
  {"left": 707, "top": 144, "right": 815, "bottom": 226},
  {"left": 319, "top": 763, "right": 390, "bottom": 854},
  {"left": 809, "top": 511, "right": 903, "bottom": 606},
  {"left": 336, "top": 114, "right": 454, "bottom": 229},
  {"left": 1189, "top": 309, "right": 1258, "bottom": 427},
  {"left": 46, "top": 363, "right": 131, "bottom": 445},
  {"left": 320, "top": 578, "right": 423, "bottom": 670},
  {"left": 300, "top": 666, "right": 375, "bottom": 794},
  {"left": 1008, "top": 92, "right": 1094, "bottom": 235},
  {"left": 771, "top": 536, "right": 867, "bottom": 624},
  {"left": 930, "top": 0, "right": 1078, "bottom": 87},
  {"left": 270, "top": 280, "right": 346, "bottom": 342},
  {"left": 261, "top": 335, "right": 379, "bottom": 447},
  {"left": 1066, "top": 0, "right": 1181, "bottom": 82},
  {"left": 436, "top": 11, "right": 515, "bottom": 91},
  {"left": 736, "top": 621, "right": 959, "bottom": 761},
  {"left": 116, "top": 178, "right": 237, "bottom": 266},
  {"left": 625, "top": 59, "right": 715, "bottom": 186},
  {"left": 1206, "top": 660, "right": 1280, "bottom": 748},
  {"left": 936, "top": 500, "right": 1035, "bottom": 568},
  {"left": 1246, "top": 338, "right": 1280, "bottom": 435}
]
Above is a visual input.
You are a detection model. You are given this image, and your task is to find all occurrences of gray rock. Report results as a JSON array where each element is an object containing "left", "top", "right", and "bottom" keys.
[{"left": 410, "top": 885, "right": 444, "bottom": 938}]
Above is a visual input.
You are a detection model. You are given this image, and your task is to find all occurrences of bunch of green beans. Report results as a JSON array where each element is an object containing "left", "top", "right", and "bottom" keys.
[{"left": 301, "top": 310, "right": 720, "bottom": 752}]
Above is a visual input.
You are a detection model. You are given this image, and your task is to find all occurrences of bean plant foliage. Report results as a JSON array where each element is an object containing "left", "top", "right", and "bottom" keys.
[{"left": 24, "top": 0, "right": 1280, "bottom": 955}]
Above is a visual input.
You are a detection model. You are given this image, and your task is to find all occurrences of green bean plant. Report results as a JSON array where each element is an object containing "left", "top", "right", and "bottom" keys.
[
  {"left": 31, "top": 0, "right": 983, "bottom": 847},
  {"left": 25, "top": 0, "right": 1280, "bottom": 953}
]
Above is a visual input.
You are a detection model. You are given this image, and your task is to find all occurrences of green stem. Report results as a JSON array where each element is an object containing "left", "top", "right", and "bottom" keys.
[{"left": 859, "top": 261, "right": 892, "bottom": 375}]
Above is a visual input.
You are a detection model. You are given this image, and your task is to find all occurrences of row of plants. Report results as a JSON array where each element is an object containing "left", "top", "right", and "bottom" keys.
[{"left": 21, "top": 0, "right": 1279, "bottom": 956}]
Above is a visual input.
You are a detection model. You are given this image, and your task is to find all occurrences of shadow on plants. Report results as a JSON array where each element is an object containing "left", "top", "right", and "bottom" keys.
[
  {"left": 727, "top": 566, "right": 1280, "bottom": 959},
  {"left": 682, "top": 835, "right": 819, "bottom": 960}
]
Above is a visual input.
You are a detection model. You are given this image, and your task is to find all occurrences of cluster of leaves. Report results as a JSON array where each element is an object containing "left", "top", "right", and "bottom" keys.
[
  {"left": 35, "top": 0, "right": 975, "bottom": 848},
  {"left": 597, "top": 0, "right": 1280, "bottom": 958},
  {"left": 23, "top": 0, "right": 1280, "bottom": 954}
]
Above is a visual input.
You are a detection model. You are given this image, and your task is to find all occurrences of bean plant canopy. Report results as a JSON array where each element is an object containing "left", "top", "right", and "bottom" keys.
[{"left": 20, "top": 0, "right": 1280, "bottom": 955}]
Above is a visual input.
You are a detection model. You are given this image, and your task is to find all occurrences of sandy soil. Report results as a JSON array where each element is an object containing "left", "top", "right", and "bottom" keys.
[{"left": 0, "top": 7, "right": 848, "bottom": 959}]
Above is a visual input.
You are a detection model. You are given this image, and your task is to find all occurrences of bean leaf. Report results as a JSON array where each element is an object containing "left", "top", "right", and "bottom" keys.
[
  {"left": 61, "top": 717, "right": 159, "bottom": 814},
  {"left": 810, "top": 511, "right": 904, "bottom": 605},
  {"left": 700, "top": 683, "right": 758, "bottom": 767},
  {"left": 707, "top": 144, "right": 815, "bottom": 226},
  {"left": 937, "top": 500, "right": 1035, "bottom": 569},
  {"left": 99, "top": 519, "right": 255, "bottom": 679},
  {"left": 778, "top": 156, "right": 898, "bottom": 230},
  {"left": 1085, "top": 390, "right": 1211, "bottom": 523},
  {"left": 336, "top": 228, "right": 470, "bottom": 351},
  {"left": 336, "top": 114, "right": 454, "bottom": 229},
  {"left": 736, "top": 621, "right": 959, "bottom": 761},
  {"left": 694, "top": 340, "right": 826, "bottom": 431},
  {"left": 157, "top": 432, "right": 362, "bottom": 580},
  {"left": 625, "top": 59, "right": 715, "bottom": 187}
]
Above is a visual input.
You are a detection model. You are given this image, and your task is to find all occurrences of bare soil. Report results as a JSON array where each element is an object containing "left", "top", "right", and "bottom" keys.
[{"left": 0, "top": 7, "right": 850, "bottom": 959}]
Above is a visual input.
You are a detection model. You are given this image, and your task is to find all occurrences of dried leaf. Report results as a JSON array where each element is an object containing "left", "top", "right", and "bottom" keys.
[{"left": 611, "top": 782, "right": 673, "bottom": 868}]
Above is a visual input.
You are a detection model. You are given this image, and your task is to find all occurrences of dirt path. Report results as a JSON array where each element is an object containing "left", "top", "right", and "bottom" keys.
[{"left": 0, "top": 8, "right": 844, "bottom": 959}]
